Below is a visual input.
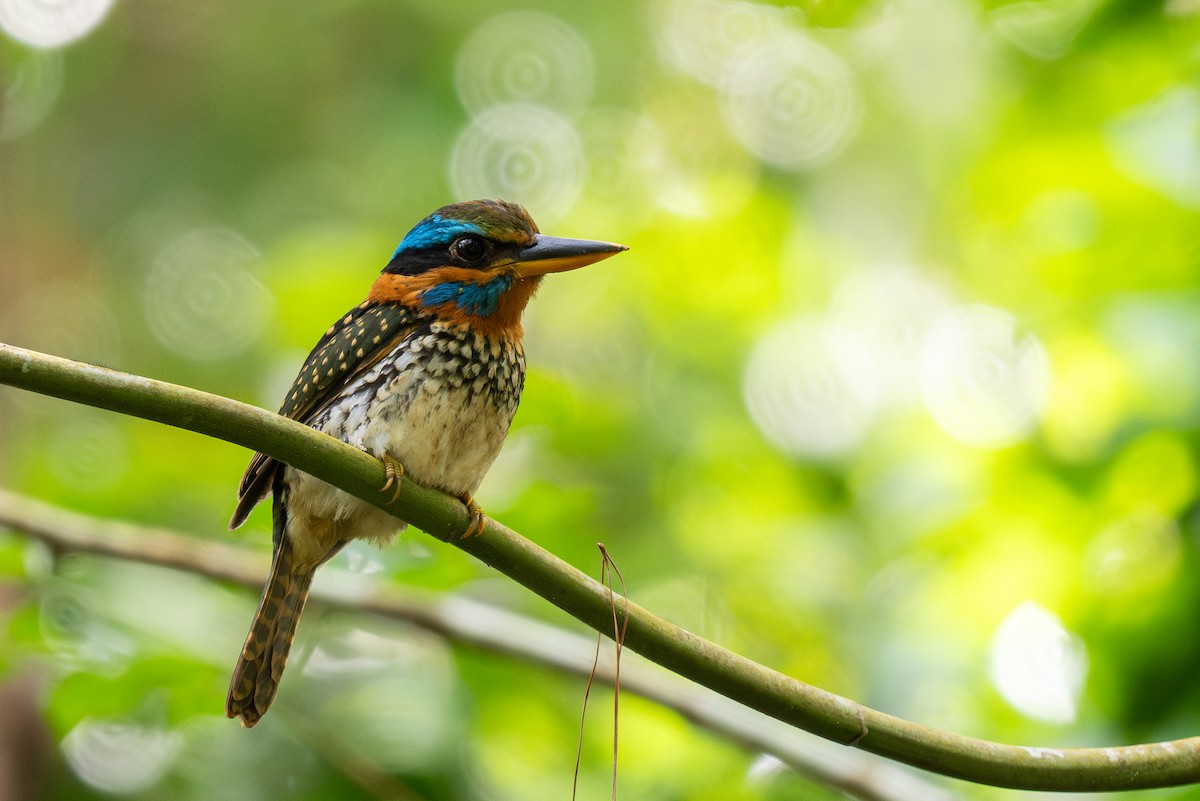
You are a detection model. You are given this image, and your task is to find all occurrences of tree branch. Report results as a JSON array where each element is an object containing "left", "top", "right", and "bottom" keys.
[
  {"left": 2, "top": 341, "right": 1198, "bottom": 792},
  {"left": 0, "top": 487, "right": 955, "bottom": 801}
]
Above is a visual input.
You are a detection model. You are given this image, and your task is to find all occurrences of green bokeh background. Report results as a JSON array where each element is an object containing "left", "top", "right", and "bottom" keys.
[{"left": 2, "top": 0, "right": 1200, "bottom": 798}]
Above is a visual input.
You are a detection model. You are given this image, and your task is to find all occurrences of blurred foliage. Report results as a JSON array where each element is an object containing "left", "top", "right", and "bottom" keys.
[{"left": 2, "top": 0, "right": 1200, "bottom": 798}]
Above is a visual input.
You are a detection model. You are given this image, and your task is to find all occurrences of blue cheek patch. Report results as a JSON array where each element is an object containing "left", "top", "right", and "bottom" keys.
[
  {"left": 419, "top": 275, "right": 514, "bottom": 316},
  {"left": 392, "top": 215, "right": 486, "bottom": 259}
]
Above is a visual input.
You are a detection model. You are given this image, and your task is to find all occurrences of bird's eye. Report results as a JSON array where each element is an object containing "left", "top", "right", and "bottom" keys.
[{"left": 451, "top": 236, "right": 486, "bottom": 263}]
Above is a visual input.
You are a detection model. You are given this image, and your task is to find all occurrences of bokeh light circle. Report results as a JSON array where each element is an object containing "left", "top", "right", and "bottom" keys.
[
  {"left": 1106, "top": 86, "right": 1200, "bottom": 209},
  {"left": 744, "top": 316, "right": 880, "bottom": 459},
  {"left": 829, "top": 266, "right": 954, "bottom": 402},
  {"left": 455, "top": 10, "right": 593, "bottom": 116},
  {"left": 62, "top": 719, "right": 182, "bottom": 794},
  {"left": 658, "top": 0, "right": 786, "bottom": 87},
  {"left": 572, "top": 109, "right": 663, "bottom": 229},
  {"left": 0, "top": 0, "right": 113, "bottom": 48},
  {"left": 143, "top": 229, "right": 272, "bottom": 361},
  {"left": 0, "top": 47, "right": 62, "bottom": 140},
  {"left": 989, "top": 601, "right": 1087, "bottom": 724},
  {"left": 642, "top": 88, "right": 759, "bottom": 218},
  {"left": 46, "top": 412, "right": 129, "bottom": 494},
  {"left": 720, "top": 29, "right": 860, "bottom": 168},
  {"left": 921, "top": 305, "right": 1049, "bottom": 447},
  {"left": 450, "top": 103, "right": 584, "bottom": 225}
]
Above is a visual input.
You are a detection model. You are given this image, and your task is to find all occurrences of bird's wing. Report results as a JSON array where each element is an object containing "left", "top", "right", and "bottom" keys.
[{"left": 229, "top": 301, "right": 423, "bottom": 529}]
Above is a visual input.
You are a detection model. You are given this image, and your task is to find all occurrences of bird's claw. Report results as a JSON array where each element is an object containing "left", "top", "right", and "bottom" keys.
[
  {"left": 459, "top": 494, "right": 486, "bottom": 538},
  {"left": 379, "top": 455, "right": 404, "bottom": 505}
]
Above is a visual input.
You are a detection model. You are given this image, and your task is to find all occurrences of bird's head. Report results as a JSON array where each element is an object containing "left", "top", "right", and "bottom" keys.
[{"left": 368, "top": 199, "right": 626, "bottom": 336}]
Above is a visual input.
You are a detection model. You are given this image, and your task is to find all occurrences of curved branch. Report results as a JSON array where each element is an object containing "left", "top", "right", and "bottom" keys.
[
  {"left": 1, "top": 342, "right": 1198, "bottom": 792},
  {"left": 0, "top": 488, "right": 955, "bottom": 801}
]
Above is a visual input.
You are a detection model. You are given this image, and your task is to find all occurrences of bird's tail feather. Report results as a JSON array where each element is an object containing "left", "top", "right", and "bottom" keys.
[{"left": 226, "top": 536, "right": 314, "bottom": 728}]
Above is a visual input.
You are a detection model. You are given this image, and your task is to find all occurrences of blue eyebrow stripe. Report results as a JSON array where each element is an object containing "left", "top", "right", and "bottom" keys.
[{"left": 392, "top": 215, "right": 485, "bottom": 258}]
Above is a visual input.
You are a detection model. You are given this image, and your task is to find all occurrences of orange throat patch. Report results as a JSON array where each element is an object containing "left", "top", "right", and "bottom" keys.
[{"left": 367, "top": 268, "right": 542, "bottom": 338}]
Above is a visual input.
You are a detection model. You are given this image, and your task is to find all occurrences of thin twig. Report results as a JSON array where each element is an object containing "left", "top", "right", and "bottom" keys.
[
  {"left": 598, "top": 544, "right": 628, "bottom": 801},
  {"left": 572, "top": 605, "right": 601, "bottom": 801}
]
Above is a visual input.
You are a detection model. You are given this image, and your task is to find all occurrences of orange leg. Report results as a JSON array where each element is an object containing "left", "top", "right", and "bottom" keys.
[
  {"left": 378, "top": 455, "right": 404, "bottom": 505},
  {"left": 458, "top": 494, "right": 486, "bottom": 538}
]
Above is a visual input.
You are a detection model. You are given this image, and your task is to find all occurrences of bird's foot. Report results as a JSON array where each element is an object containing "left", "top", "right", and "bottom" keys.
[
  {"left": 458, "top": 493, "right": 486, "bottom": 538},
  {"left": 378, "top": 455, "right": 405, "bottom": 505}
]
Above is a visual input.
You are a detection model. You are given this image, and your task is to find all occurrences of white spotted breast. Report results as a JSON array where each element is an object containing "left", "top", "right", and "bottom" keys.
[{"left": 283, "top": 320, "right": 525, "bottom": 551}]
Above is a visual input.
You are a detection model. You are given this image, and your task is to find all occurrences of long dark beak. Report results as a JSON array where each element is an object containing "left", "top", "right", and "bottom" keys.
[{"left": 499, "top": 234, "right": 628, "bottom": 278}]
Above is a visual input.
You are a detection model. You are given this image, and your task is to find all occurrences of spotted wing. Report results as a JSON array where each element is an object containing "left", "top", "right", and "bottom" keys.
[{"left": 229, "top": 301, "right": 421, "bottom": 529}]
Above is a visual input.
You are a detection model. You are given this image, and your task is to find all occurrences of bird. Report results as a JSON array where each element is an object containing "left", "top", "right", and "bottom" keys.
[{"left": 225, "top": 199, "right": 626, "bottom": 727}]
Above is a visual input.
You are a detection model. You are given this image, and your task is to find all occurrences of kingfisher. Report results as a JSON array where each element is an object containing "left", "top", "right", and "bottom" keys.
[{"left": 225, "top": 199, "right": 626, "bottom": 727}]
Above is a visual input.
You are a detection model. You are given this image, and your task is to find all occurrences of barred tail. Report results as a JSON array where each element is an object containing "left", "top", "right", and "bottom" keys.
[{"left": 226, "top": 536, "right": 314, "bottom": 728}]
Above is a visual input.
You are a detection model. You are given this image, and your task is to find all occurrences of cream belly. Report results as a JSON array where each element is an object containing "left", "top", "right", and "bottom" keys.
[{"left": 281, "top": 332, "right": 520, "bottom": 568}]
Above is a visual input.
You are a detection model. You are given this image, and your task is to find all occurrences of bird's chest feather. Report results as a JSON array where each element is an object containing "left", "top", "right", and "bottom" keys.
[
  {"left": 312, "top": 322, "right": 525, "bottom": 495},
  {"left": 283, "top": 323, "right": 525, "bottom": 558}
]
